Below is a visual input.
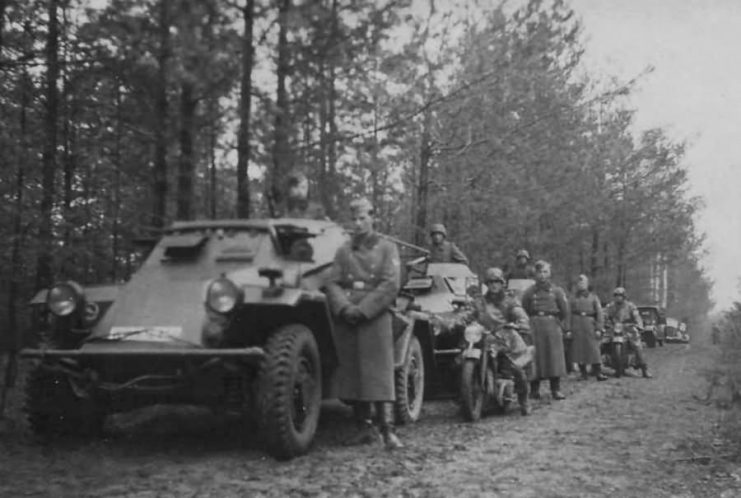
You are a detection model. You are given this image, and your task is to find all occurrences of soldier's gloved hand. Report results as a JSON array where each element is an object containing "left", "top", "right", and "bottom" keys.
[
  {"left": 595, "top": 329, "right": 603, "bottom": 339},
  {"left": 564, "top": 330, "right": 573, "bottom": 340},
  {"left": 341, "top": 306, "right": 366, "bottom": 325}
]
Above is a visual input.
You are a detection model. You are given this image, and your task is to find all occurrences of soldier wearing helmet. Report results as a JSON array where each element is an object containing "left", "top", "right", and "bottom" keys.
[
  {"left": 506, "top": 248, "right": 536, "bottom": 281},
  {"left": 603, "top": 286, "right": 652, "bottom": 378},
  {"left": 427, "top": 223, "right": 468, "bottom": 265},
  {"left": 276, "top": 170, "right": 327, "bottom": 220},
  {"left": 465, "top": 267, "right": 532, "bottom": 415}
]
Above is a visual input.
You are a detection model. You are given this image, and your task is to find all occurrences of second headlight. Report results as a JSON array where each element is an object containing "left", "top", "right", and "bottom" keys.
[{"left": 206, "top": 277, "right": 241, "bottom": 314}]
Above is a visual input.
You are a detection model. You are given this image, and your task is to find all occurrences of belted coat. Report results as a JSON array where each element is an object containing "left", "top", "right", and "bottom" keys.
[
  {"left": 569, "top": 290, "right": 604, "bottom": 365},
  {"left": 521, "top": 281, "right": 570, "bottom": 379},
  {"left": 324, "top": 232, "right": 400, "bottom": 402}
]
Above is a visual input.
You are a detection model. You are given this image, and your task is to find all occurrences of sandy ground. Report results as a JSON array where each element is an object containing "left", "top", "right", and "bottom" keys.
[{"left": 0, "top": 340, "right": 738, "bottom": 498}]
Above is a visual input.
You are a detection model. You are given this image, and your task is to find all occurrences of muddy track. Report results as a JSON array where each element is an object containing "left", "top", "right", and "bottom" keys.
[{"left": 0, "top": 341, "right": 736, "bottom": 497}]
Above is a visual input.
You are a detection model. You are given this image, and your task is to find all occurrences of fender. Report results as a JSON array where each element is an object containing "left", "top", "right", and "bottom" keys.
[{"left": 393, "top": 313, "right": 416, "bottom": 369}]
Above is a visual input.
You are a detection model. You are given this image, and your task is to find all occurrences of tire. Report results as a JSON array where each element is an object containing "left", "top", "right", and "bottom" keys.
[
  {"left": 460, "top": 359, "right": 484, "bottom": 422},
  {"left": 24, "top": 365, "right": 106, "bottom": 439},
  {"left": 395, "top": 335, "right": 425, "bottom": 425},
  {"left": 257, "top": 324, "right": 322, "bottom": 460},
  {"left": 612, "top": 343, "right": 624, "bottom": 378}
]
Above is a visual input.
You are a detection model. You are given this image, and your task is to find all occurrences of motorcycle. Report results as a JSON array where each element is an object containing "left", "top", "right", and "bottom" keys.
[
  {"left": 601, "top": 322, "right": 643, "bottom": 378},
  {"left": 458, "top": 322, "right": 532, "bottom": 421}
]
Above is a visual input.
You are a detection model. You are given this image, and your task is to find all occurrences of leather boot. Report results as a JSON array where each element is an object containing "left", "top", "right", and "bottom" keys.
[
  {"left": 578, "top": 364, "right": 589, "bottom": 381},
  {"left": 518, "top": 393, "right": 531, "bottom": 416},
  {"left": 641, "top": 366, "right": 653, "bottom": 379},
  {"left": 593, "top": 364, "right": 608, "bottom": 381},
  {"left": 529, "top": 380, "right": 541, "bottom": 400},
  {"left": 377, "top": 402, "right": 403, "bottom": 450},
  {"left": 344, "top": 402, "right": 379, "bottom": 446},
  {"left": 550, "top": 377, "right": 565, "bottom": 400}
]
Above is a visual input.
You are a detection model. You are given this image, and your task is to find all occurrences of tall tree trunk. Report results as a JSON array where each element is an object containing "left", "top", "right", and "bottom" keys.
[
  {"left": 111, "top": 83, "right": 122, "bottom": 281},
  {"left": 590, "top": 226, "right": 599, "bottom": 277},
  {"left": 236, "top": 0, "right": 254, "bottom": 218},
  {"left": 152, "top": 0, "right": 170, "bottom": 228},
  {"left": 176, "top": 80, "right": 197, "bottom": 220},
  {"left": 36, "top": 0, "right": 60, "bottom": 291},
  {"left": 0, "top": 0, "right": 7, "bottom": 54},
  {"left": 414, "top": 109, "right": 432, "bottom": 247},
  {"left": 320, "top": 0, "right": 339, "bottom": 219},
  {"left": 1, "top": 70, "right": 31, "bottom": 413},
  {"left": 269, "top": 0, "right": 292, "bottom": 216}
]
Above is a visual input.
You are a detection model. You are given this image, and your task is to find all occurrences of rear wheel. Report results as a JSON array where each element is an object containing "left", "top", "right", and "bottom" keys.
[
  {"left": 460, "top": 360, "right": 484, "bottom": 422},
  {"left": 24, "top": 365, "right": 106, "bottom": 439},
  {"left": 395, "top": 335, "right": 425, "bottom": 424},
  {"left": 257, "top": 324, "right": 321, "bottom": 460}
]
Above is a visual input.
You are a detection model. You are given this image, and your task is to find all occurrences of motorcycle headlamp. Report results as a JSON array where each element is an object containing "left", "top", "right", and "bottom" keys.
[
  {"left": 206, "top": 277, "right": 241, "bottom": 314},
  {"left": 464, "top": 323, "right": 484, "bottom": 344},
  {"left": 47, "top": 281, "right": 84, "bottom": 317}
]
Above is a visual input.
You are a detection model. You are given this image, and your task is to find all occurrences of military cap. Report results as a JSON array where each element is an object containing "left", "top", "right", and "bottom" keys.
[
  {"left": 484, "top": 267, "right": 505, "bottom": 283},
  {"left": 349, "top": 197, "right": 374, "bottom": 216},
  {"left": 613, "top": 286, "right": 626, "bottom": 297}
]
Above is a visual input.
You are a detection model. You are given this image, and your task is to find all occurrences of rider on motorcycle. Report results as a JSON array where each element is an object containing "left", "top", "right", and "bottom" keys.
[
  {"left": 468, "top": 267, "right": 532, "bottom": 415},
  {"left": 603, "top": 287, "right": 653, "bottom": 378}
]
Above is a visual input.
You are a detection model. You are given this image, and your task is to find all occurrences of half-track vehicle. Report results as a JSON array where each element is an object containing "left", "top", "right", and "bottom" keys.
[{"left": 21, "top": 218, "right": 426, "bottom": 460}]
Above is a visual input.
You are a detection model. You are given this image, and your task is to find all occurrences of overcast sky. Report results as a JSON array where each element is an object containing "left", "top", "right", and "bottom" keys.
[{"left": 564, "top": 0, "right": 741, "bottom": 309}]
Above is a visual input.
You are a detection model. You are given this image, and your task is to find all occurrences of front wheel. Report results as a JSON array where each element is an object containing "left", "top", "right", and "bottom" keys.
[
  {"left": 395, "top": 335, "right": 425, "bottom": 425},
  {"left": 460, "top": 359, "right": 484, "bottom": 422},
  {"left": 257, "top": 324, "right": 322, "bottom": 460},
  {"left": 612, "top": 343, "right": 625, "bottom": 378}
]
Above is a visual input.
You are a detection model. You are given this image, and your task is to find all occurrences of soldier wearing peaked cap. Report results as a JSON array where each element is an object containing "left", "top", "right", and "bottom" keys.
[
  {"left": 323, "top": 198, "right": 403, "bottom": 450},
  {"left": 428, "top": 223, "right": 468, "bottom": 265}
]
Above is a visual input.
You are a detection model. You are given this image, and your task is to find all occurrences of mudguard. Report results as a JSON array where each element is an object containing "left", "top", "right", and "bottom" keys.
[{"left": 393, "top": 312, "right": 416, "bottom": 369}]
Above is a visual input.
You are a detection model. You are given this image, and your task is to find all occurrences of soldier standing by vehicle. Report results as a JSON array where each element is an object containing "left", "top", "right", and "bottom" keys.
[
  {"left": 469, "top": 267, "right": 532, "bottom": 415},
  {"left": 604, "top": 287, "right": 652, "bottom": 378},
  {"left": 569, "top": 274, "right": 608, "bottom": 381},
  {"left": 277, "top": 170, "right": 327, "bottom": 219},
  {"left": 521, "top": 260, "right": 570, "bottom": 400},
  {"left": 324, "top": 198, "right": 403, "bottom": 450},
  {"left": 506, "top": 249, "right": 535, "bottom": 281},
  {"left": 428, "top": 223, "right": 469, "bottom": 264}
]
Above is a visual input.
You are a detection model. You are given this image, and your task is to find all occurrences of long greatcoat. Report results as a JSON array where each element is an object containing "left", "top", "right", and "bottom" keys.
[
  {"left": 324, "top": 232, "right": 400, "bottom": 402},
  {"left": 521, "top": 281, "right": 569, "bottom": 379},
  {"left": 569, "top": 291, "right": 604, "bottom": 365}
]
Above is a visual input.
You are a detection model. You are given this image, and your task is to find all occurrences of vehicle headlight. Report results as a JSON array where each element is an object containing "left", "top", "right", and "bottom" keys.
[
  {"left": 464, "top": 323, "right": 484, "bottom": 344},
  {"left": 206, "top": 277, "right": 241, "bottom": 314},
  {"left": 47, "top": 281, "right": 84, "bottom": 317}
]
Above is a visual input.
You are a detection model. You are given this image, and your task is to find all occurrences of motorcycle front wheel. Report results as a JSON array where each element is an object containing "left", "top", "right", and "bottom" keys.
[{"left": 460, "top": 360, "right": 485, "bottom": 422}]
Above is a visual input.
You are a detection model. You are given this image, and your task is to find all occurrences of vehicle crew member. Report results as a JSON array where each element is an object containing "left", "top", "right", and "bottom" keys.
[
  {"left": 569, "top": 274, "right": 608, "bottom": 381},
  {"left": 469, "top": 267, "right": 532, "bottom": 415},
  {"left": 604, "top": 287, "right": 652, "bottom": 378},
  {"left": 277, "top": 170, "right": 327, "bottom": 219},
  {"left": 521, "top": 260, "right": 569, "bottom": 400},
  {"left": 506, "top": 249, "right": 535, "bottom": 281},
  {"left": 324, "top": 198, "right": 403, "bottom": 450},
  {"left": 428, "top": 223, "right": 469, "bottom": 265}
]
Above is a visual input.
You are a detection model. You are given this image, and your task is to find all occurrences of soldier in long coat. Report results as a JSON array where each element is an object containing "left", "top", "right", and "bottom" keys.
[
  {"left": 428, "top": 223, "right": 469, "bottom": 264},
  {"left": 324, "top": 198, "right": 402, "bottom": 449},
  {"left": 569, "top": 274, "right": 608, "bottom": 381},
  {"left": 521, "top": 260, "right": 569, "bottom": 400}
]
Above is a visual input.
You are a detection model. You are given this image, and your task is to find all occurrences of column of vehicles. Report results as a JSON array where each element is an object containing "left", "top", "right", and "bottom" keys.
[
  {"left": 21, "top": 218, "right": 491, "bottom": 460},
  {"left": 20, "top": 216, "right": 688, "bottom": 460}
]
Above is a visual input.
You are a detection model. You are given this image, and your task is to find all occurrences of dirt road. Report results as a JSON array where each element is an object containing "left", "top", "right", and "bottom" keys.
[{"left": 1, "top": 341, "right": 738, "bottom": 497}]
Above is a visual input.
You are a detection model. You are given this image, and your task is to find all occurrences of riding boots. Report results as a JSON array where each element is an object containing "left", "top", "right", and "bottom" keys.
[
  {"left": 550, "top": 377, "right": 565, "bottom": 400},
  {"left": 376, "top": 402, "right": 403, "bottom": 450}
]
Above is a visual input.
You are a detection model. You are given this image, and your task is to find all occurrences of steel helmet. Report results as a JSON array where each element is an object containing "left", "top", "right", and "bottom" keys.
[
  {"left": 430, "top": 223, "right": 447, "bottom": 237},
  {"left": 516, "top": 249, "right": 530, "bottom": 260},
  {"left": 613, "top": 286, "right": 627, "bottom": 297},
  {"left": 484, "top": 267, "right": 505, "bottom": 283}
]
